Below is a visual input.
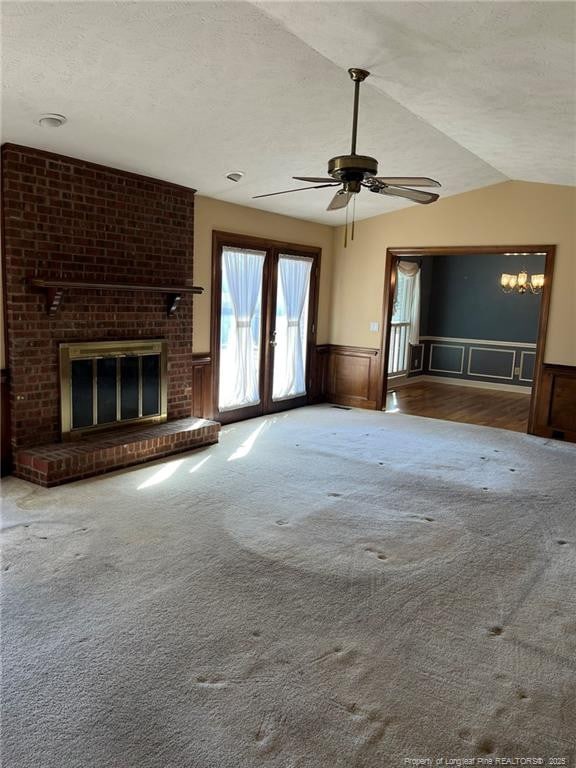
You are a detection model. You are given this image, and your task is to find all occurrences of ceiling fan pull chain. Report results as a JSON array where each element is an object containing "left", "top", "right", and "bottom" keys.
[
  {"left": 344, "top": 199, "right": 349, "bottom": 248},
  {"left": 351, "top": 194, "right": 356, "bottom": 241}
]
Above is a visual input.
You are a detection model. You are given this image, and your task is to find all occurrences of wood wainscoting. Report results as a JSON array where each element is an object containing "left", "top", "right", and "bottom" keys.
[
  {"left": 1, "top": 370, "right": 11, "bottom": 476},
  {"left": 531, "top": 364, "right": 576, "bottom": 442},
  {"left": 322, "top": 345, "right": 382, "bottom": 409},
  {"left": 191, "top": 354, "right": 214, "bottom": 419},
  {"left": 309, "top": 345, "right": 330, "bottom": 404}
]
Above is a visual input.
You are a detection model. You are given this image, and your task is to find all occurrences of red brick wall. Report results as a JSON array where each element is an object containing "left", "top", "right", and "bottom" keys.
[{"left": 2, "top": 143, "right": 196, "bottom": 450}]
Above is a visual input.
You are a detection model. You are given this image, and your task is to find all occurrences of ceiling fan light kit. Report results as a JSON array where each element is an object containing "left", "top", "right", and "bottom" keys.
[{"left": 253, "top": 67, "right": 442, "bottom": 245}]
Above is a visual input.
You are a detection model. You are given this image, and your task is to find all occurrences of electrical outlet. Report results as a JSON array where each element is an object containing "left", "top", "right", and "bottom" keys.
[
  {"left": 514, "top": 367, "right": 520, "bottom": 376},
  {"left": 369, "top": 322, "right": 379, "bottom": 332}
]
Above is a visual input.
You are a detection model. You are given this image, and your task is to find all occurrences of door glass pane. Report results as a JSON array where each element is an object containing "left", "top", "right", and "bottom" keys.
[
  {"left": 392, "top": 271, "right": 410, "bottom": 322},
  {"left": 219, "top": 247, "right": 266, "bottom": 411},
  {"left": 272, "top": 255, "right": 313, "bottom": 401}
]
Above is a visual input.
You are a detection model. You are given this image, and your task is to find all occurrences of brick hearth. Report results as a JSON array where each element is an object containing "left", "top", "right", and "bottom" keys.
[{"left": 14, "top": 418, "right": 220, "bottom": 487}]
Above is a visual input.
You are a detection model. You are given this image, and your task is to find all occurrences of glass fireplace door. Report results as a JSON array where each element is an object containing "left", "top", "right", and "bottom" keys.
[{"left": 60, "top": 340, "right": 167, "bottom": 438}]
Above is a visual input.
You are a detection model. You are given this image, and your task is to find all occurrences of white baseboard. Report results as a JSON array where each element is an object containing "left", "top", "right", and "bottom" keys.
[{"left": 389, "top": 374, "right": 532, "bottom": 395}]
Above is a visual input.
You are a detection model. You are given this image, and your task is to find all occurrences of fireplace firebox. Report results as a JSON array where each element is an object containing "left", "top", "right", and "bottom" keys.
[{"left": 59, "top": 340, "right": 168, "bottom": 439}]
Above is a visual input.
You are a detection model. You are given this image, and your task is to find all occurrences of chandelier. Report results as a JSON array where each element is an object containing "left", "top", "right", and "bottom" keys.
[{"left": 500, "top": 270, "right": 544, "bottom": 294}]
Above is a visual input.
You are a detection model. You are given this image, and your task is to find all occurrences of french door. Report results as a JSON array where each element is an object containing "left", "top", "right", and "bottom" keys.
[{"left": 212, "top": 232, "right": 320, "bottom": 423}]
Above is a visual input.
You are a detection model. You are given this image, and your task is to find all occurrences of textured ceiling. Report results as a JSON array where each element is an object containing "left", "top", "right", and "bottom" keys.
[
  {"left": 1, "top": 1, "right": 574, "bottom": 225},
  {"left": 258, "top": 1, "right": 576, "bottom": 187}
]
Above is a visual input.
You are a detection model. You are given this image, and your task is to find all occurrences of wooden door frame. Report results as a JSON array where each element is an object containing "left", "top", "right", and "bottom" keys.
[
  {"left": 377, "top": 244, "right": 556, "bottom": 436},
  {"left": 211, "top": 230, "right": 321, "bottom": 424},
  {"left": 263, "top": 247, "right": 320, "bottom": 415}
]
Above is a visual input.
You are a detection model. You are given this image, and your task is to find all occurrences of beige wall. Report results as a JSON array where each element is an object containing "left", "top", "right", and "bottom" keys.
[
  {"left": 193, "top": 196, "right": 333, "bottom": 353},
  {"left": 330, "top": 181, "right": 576, "bottom": 365}
]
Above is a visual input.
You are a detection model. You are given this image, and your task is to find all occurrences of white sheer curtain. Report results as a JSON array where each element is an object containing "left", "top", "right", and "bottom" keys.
[
  {"left": 219, "top": 247, "right": 265, "bottom": 411},
  {"left": 272, "top": 255, "right": 313, "bottom": 400},
  {"left": 397, "top": 260, "right": 421, "bottom": 346}
]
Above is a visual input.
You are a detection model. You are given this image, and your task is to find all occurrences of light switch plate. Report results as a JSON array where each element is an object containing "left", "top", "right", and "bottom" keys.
[{"left": 369, "top": 322, "right": 379, "bottom": 332}]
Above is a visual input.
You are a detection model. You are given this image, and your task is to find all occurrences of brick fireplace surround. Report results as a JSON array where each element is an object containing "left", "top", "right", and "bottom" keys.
[{"left": 2, "top": 144, "right": 219, "bottom": 486}]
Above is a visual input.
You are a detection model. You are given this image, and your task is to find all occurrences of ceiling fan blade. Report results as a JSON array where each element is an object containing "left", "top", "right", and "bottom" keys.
[
  {"left": 327, "top": 190, "right": 352, "bottom": 211},
  {"left": 369, "top": 184, "right": 439, "bottom": 205},
  {"left": 293, "top": 176, "right": 335, "bottom": 183},
  {"left": 253, "top": 183, "right": 339, "bottom": 200},
  {"left": 373, "top": 176, "right": 441, "bottom": 188}
]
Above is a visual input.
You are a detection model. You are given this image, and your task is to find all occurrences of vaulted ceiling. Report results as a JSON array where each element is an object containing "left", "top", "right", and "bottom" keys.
[{"left": 2, "top": 1, "right": 574, "bottom": 224}]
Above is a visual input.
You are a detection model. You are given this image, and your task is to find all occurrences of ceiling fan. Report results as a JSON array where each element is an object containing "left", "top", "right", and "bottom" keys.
[{"left": 253, "top": 68, "right": 441, "bottom": 238}]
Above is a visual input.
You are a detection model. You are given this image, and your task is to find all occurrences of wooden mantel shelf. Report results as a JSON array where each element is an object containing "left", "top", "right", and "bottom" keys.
[{"left": 30, "top": 279, "right": 203, "bottom": 317}]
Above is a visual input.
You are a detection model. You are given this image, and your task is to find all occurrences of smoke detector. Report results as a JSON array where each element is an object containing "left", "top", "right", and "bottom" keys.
[
  {"left": 37, "top": 113, "right": 67, "bottom": 128},
  {"left": 226, "top": 171, "right": 244, "bottom": 183}
]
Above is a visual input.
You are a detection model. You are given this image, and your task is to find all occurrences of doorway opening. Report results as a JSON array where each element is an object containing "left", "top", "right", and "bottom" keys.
[
  {"left": 211, "top": 232, "right": 320, "bottom": 424},
  {"left": 379, "top": 245, "right": 555, "bottom": 434}
]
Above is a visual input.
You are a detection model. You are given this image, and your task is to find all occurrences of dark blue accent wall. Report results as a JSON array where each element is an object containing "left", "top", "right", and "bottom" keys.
[{"left": 422, "top": 253, "right": 544, "bottom": 343}]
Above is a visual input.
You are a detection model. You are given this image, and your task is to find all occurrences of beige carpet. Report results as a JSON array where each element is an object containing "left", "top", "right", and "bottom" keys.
[{"left": 1, "top": 405, "right": 575, "bottom": 766}]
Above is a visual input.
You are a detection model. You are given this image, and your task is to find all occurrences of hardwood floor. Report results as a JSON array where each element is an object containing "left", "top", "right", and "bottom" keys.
[{"left": 386, "top": 380, "right": 531, "bottom": 432}]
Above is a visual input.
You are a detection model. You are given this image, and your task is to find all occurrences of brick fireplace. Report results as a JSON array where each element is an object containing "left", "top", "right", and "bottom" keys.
[{"left": 2, "top": 144, "right": 219, "bottom": 485}]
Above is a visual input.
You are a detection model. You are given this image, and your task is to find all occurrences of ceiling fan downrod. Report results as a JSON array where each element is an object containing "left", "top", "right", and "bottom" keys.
[
  {"left": 327, "top": 68, "right": 378, "bottom": 185},
  {"left": 348, "top": 68, "right": 370, "bottom": 156}
]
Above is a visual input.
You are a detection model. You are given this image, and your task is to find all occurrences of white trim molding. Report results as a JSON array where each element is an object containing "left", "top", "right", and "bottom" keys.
[
  {"left": 420, "top": 335, "right": 537, "bottom": 349},
  {"left": 429, "top": 343, "right": 465, "bottom": 375},
  {"left": 468, "top": 347, "right": 516, "bottom": 380},
  {"left": 519, "top": 350, "right": 536, "bottom": 383}
]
